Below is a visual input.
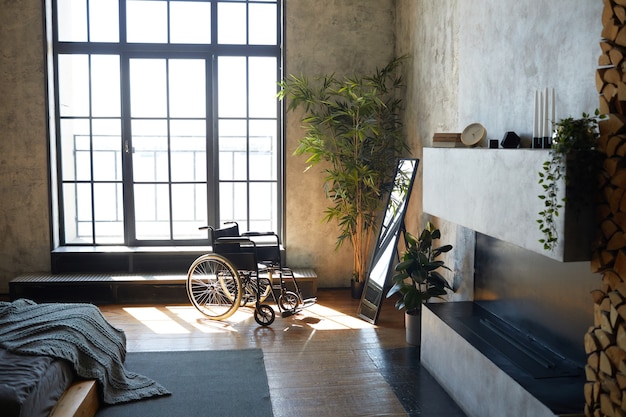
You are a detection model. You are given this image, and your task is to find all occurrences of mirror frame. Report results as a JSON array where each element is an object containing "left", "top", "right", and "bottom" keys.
[{"left": 357, "top": 158, "right": 419, "bottom": 324}]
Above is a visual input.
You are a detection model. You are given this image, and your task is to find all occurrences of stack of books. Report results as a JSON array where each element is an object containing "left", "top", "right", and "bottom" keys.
[{"left": 432, "top": 133, "right": 461, "bottom": 148}]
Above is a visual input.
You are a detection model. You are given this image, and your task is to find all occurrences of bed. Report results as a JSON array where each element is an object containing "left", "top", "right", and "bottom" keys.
[
  {"left": 0, "top": 299, "right": 170, "bottom": 417},
  {"left": 0, "top": 348, "right": 74, "bottom": 417}
]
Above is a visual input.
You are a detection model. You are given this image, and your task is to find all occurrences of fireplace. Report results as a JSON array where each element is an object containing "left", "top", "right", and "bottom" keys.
[{"left": 421, "top": 148, "right": 596, "bottom": 416}]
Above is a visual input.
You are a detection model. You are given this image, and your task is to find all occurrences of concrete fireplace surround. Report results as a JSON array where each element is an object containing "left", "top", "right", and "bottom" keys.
[
  {"left": 422, "top": 147, "right": 593, "bottom": 263},
  {"left": 421, "top": 147, "right": 589, "bottom": 417}
]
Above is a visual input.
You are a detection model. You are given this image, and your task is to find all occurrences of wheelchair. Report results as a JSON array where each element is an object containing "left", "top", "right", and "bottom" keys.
[{"left": 186, "top": 222, "right": 315, "bottom": 326}]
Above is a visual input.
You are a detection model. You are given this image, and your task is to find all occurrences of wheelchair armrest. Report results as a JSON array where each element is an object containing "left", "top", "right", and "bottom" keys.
[
  {"left": 242, "top": 231, "right": 276, "bottom": 237},
  {"left": 214, "top": 236, "right": 256, "bottom": 245}
]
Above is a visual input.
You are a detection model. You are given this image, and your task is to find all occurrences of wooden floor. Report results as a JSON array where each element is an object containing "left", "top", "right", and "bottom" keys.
[{"left": 98, "top": 289, "right": 411, "bottom": 417}]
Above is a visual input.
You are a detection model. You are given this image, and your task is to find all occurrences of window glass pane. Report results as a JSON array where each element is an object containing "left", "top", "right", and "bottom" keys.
[
  {"left": 219, "top": 119, "right": 247, "bottom": 181},
  {"left": 170, "top": 1, "right": 211, "bottom": 44},
  {"left": 63, "top": 183, "right": 93, "bottom": 243},
  {"left": 132, "top": 120, "right": 169, "bottom": 182},
  {"left": 89, "top": 0, "right": 119, "bottom": 42},
  {"left": 91, "top": 55, "right": 121, "bottom": 117},
  {"left": 126, "top": 0, "right": 167, "bottom": 43},
  {"left": 220, "top": 182, "right": 247, "bottom": 225},
  {"left": 218, "top": 56, "right": 246, "bottom": 117},
  {"left": 249, "top": 3, "right": 276, "bottom": 45},
  {"left": 249, "top": 57, "right": 276, "bottom": 118},
  {"left": 130, "top": 59, "right": 167, "bottom": 117},
  {"left": 170, "top": 120, "right": 206, "bottom": 182},
  {"left": 217, "top": 2, "right": 246, "bottom": 45},
  {"left": 60, "top": 119, "right": 91, "bottom": 181},
  {"left": 169, "top": 59, "right": 206, "bottom": 118},
  {"left": 249, "top": 182, "right": 276, "bottom": 232},
  {"left": 249, "top": 120, "right": 276, "bottom": 180},
  {"left": 94, "top": 183, "right": 124, "bottom": 243},
  {"left": 58, "top": 55, "right": 90, "bottom": 117},
  {"left": 134, "top": 184, "right": 171, "bottom": 239},
  {"left": 92, "top": 119, "right": 122, "bottom": 181},
  {"left": 172, "top": 184, "right": 207, "bottom": 239},
  {"left": 57, "top": 0, "right": 87, "bottom": 42}
]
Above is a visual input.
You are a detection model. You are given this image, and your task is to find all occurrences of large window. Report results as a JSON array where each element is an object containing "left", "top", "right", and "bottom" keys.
[{"left": 46, "top": 0, "right": 283, "bottom": 246}]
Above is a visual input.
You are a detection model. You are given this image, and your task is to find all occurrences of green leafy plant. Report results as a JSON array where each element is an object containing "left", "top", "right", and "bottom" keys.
[
  {"left": 537, "top": 111, "right": 603, "bottom": 251},
  {"left": 386, "top": 222, "right": 454, "bottom": 314},
  {"left": 278, "top": 57, "right": 409, "bottom": 284}
]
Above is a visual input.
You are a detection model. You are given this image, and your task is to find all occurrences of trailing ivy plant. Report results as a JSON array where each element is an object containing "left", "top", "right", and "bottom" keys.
[{"left": 537, "top": 111, "right": 603, "bottom": 251}]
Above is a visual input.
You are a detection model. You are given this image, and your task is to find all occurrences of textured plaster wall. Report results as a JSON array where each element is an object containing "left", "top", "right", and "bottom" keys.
[
  {"left": 284, "top": 0, "right": 397, "bottom": 288},
  {"left": 0, "top": 0, "right": 50, "bottom": 293},
  {"left": 395, "top": 0, "right": 474, "bottom": 301}
]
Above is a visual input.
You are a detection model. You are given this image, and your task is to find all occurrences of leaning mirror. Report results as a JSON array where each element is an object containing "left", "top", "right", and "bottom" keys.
[{"left": 357, "top": 158, "right": 418, "bottom": 324}]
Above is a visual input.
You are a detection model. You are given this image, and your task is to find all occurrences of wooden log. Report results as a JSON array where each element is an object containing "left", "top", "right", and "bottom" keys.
[
  {"left": 601, "top": 114, "right": 626, "bottom": 136},
  {"left": 603, "top": 219, "right": 620, "bottom": 241},
  {"left": 602, "top": 310, "right": 614, "bottom": 333},
  {"left": 607, "top": 345, "right": 626, "bottom": 368},
  {"left": 617, "top": 6, "right": 626, "bottom": 25},
  {"left": 612, "top": 303, "right": 622, "bottom": 328},
  {"left": 616, "top": 251, "right": 626, "bottom": 279},
  {"left": 612, "top": 168, "right": 626, "bottom": 188},
  {"left": 607, "top": 136, "right": 626, "bottom": 157},
  {"left": 617, "top": 323, "right": 626, "bottom": 350},
  {"left": 608, "top": 231, "right": 626, "bottom": 251},
  {"left": 587, "top": 329, "right": 603, "bottom": 353},
  {"left": 596, "top": 328, "right": 616, "bottom": 349},
  {"left": 594, "top": 289, "right": 609, "bottom": 305},
  {"left": 600, "top": 392, "right": 615, "bottom": 417},
  {"left": 604, "top": 83, "right": 619, "bottom": 106},
  {"left": 586, "top": 381, "right": 595, "bottom": 405},
  {"left": 587, "top": 363, "right": 599, "bottom": 381},
  {"left": 605, "top": 271, "right": 622, "bottom": 293}
]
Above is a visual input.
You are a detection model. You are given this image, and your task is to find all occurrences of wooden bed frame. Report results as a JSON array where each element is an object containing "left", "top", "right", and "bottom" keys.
[{"left": 49, "top": 380, "right": 99, "bottom": 417}]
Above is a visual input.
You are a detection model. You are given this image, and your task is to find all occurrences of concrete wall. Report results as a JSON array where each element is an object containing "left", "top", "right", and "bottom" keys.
[
  {"left": 0, "top": 0, "right": 51, "bottom": 294},
  {"left": 282, "top": 0, "right": 397, "bottom": 287}
]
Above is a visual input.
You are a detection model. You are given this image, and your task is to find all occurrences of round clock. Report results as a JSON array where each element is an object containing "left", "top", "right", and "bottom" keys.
[{"left": 461, "top": 123, "right": 486, "bottom": 147}]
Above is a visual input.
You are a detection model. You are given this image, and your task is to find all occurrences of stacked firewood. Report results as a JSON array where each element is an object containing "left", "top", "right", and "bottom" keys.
[{"left": 586, "top": 2, "right": 626, "bottom": 416}]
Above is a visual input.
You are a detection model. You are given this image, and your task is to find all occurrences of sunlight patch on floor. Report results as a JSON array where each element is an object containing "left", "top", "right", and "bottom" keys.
[
  {"left": 122, "top": 301, "right": 375, "bottom": 334},
  {"left": 123, "top": 307, "right": 190, "bottom": 334}
]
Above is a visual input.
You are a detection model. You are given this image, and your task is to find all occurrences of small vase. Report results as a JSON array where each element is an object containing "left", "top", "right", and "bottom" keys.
[{"left": 405, "top": 310, "right": 421, "bottom": 346}]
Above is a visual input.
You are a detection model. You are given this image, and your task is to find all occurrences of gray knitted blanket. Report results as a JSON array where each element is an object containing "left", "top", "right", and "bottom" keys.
[{"left": 0, "top": 299, "right": 170, "bottom": 404}]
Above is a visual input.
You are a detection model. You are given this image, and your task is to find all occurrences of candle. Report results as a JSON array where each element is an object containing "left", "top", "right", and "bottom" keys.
[
  {"left": 551, "top": 88, "right": 555, "bottom": 135},
  {"left": 543, "top": 87, "right": 550, "bottom": 138},
  {"left": 534, "top": 90, "right": 538, "bottom": 138},
  {"left": 539, "top": 90, "right": 544, "bottom": 139}
]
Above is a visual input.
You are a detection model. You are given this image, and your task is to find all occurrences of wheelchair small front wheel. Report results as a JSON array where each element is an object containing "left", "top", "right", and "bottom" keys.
[
  {"left": 278, "top": 291, "right": 300, "bottom": 312},
  {"left": 254, "top": 304, "right": 275, "bottom": 326}
]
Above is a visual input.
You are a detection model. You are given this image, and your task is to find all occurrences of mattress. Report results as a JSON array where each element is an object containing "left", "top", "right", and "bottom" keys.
[{"left": 0, "top": 349, "right": 74, "bottom": 417}]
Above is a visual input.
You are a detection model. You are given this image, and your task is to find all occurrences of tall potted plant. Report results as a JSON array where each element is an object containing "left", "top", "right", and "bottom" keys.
[
  {"left": 278, "top": 57, "right": 408, "bottom": 297},
  {"left": 387, "top": 222, "right": 454, "bottom": 345}
]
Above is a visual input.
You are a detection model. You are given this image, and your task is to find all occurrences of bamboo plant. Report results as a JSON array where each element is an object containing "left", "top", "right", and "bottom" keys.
[{"left": 278, "top": 57, "right": 408, "bottom": 285}]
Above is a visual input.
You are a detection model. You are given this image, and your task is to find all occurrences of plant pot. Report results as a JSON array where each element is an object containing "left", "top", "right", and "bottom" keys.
[
  {"left": 405, "top": 310, "right": 421, "bottom": 346},
  {"left": 351, "top": 279, "right": 364, "bottom": 299}
]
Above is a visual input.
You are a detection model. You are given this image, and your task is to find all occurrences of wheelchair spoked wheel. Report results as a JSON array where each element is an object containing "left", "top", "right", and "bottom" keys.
[
  {"left": 187, "top": 253, "right": 242, "bottom": 320},
  {"left": 278, "top": 291, "right": 301, "bottom": 312},
  {"left": 254, "top": 304, "right": 275, "bottom": 326}
]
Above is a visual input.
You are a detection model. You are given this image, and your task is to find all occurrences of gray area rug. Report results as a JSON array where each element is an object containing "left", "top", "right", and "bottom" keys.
[{"left": 96, "top": 349, "right": 273, "bottom": 417}]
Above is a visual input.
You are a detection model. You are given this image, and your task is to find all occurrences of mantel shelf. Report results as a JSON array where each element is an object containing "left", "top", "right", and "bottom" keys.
[{"left": 422, "top": 147, "right": 592, "bottom": 262}]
